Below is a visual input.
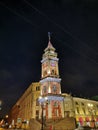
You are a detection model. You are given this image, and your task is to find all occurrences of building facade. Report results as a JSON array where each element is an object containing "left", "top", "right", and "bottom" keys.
[
  {"left": 63, "top": 94, "right": 98, "bottom": 127},
  {"left": 73, "top": 97, "right": 98, "bottom": 127},
  {"left": 8, "top": 35, "right": 98, "bottom": 128},
  {"left": 8, "top": 82, "right": 40, "bottom": 128}
]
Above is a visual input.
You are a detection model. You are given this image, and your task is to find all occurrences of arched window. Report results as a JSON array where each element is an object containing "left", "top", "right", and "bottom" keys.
[
  {"left": 54, "top": 102, "right": 58, "bottom": 107},
  {"left": 43, "top": 86, "right": 47, "bottom": 93},
  {"left": 75, "top": 102, "right": 79, "bottom": 105},
  {"left": 52, "top": 85, "right": 57, "bottom": 93},
  {"left": 51, "top": 69, "right": 55, "bottom": 75}
]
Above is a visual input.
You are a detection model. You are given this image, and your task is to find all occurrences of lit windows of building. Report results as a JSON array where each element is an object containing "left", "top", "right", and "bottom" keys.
[
  {"left": 36, "top": 110, "right": 39, "bottom": 119},
  {"left": 75, "top": 102, "right": 79, "bottom": 105},
  {"left": 82, "top": 107, "right": 85, "bottom": 115},
  {"left": 36, "top": 86, "right": 40, "bottom": 91}
]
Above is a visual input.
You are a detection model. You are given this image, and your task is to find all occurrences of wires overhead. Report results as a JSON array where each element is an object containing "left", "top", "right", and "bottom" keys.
[
  {"left": 0, "top": 1, "right": 40, "bottom": 29},
  {"left": 23, "top": 0, "right": 97, "bottom": 51},
  {"left": 53, "top": 35, "right": 98, "bottom": 65},
  {"left": 23, "top": 0, "right": 98, "bottom": 65},
  {"left": 0, "top": 0, "right": 98, "bottom": 65}
]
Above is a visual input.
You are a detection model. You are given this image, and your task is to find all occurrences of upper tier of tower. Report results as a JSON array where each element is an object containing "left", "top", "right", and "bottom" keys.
[
  {"left": 41, "top": 40, "right": 58, "bottom": 63},
  {"left": 41, "top": 33, "right": 60, "bottom": 79}
]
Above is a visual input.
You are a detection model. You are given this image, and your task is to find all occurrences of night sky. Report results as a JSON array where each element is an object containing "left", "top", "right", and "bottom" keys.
[{"left": 0, "top": 0, "right": 98, "bottom": 117}]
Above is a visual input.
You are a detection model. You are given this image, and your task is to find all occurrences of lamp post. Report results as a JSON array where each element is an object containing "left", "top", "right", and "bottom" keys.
[
  {"left": 88, "top": 103, "right": 94, "bottom": 118},
  {"left": 41, "top": 103, "right": 44, "bottom": 130},
  {"left": 0, "top": 100, "right": 2, "bottom": 110},
  {"left": 88, "top": 103, "right": 95, "bottom": 128},
  {"left": 39, "top": 96, "right": 48, "bottom": 130}
]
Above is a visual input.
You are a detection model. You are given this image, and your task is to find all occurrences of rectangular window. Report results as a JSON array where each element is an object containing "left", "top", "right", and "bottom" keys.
[
  {"left": 36, "top": 86, "right": 40, "bottom": 91},
  {"left": 82, "top": 108, "right": 85, "bottom": 114},
  {"left": 76, "top": 107, "right": 79, "bottom": 114},
  {"left": 36, "top": 98, "right": 39, "bottom": 106},
  {"left": 36, "top": 110, "right": 39, "bottom": 119}
]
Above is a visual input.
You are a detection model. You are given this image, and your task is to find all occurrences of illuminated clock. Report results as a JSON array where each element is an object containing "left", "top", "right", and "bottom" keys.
[{"left": 50, "top": 61, "right": 56, "bottom": 67}]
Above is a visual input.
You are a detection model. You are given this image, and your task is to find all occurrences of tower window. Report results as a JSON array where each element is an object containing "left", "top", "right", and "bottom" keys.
[
  {"left": 43, "top": 86, "right": 47, "bottom": 93},
  {"left": 51, "top": 69, "right": 56, "bottom": 75},
  {"left": 52, "top": 85, "right": 57, "bottom": 93},
  {"left": 54, "top": 102, "right": 58, "bottom": 107},
  {"left": 43, "top": 70, "right": 47, "bottom": 76},
  {"left": 51, "top": 70, "right": 55, "bottom": 75}
]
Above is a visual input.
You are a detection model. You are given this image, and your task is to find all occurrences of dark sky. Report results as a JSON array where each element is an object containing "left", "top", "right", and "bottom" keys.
[{"left": 0, "top": 0, "right": 98, "bottom": 117}]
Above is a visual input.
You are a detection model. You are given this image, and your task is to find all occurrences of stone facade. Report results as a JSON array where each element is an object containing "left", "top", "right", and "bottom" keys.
[{"left": 8, "top": 82, "right": 40, "bottom": 128}]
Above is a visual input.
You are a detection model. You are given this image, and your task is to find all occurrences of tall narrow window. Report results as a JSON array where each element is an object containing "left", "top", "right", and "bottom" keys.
[{"left": 36, "top": 98, "right": 39, "bottom": 106}]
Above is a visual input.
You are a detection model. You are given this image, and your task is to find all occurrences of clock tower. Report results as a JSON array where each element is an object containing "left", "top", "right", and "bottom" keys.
[{"left": 39, "top": 33, "right": 64, "bottom": 120}]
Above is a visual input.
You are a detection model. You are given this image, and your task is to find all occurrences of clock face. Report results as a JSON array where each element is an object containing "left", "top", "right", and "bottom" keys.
[{"left": 50, "top": 61, "right": 56, "bottom": 67}]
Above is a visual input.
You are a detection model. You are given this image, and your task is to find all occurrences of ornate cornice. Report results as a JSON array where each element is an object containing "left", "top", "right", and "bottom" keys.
[{"left": 40, "top": 77, "right": 61, "bottom": 83}]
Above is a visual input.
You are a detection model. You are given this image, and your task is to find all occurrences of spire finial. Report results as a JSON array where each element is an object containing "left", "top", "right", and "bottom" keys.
[{"left": 48, "top": 32, "right": 51, "bottom": 41}]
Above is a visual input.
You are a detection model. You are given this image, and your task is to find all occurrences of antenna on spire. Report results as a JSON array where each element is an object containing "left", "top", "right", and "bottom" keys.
[{"left": 48, "top": 32, "right": 51, "bottom": 41}]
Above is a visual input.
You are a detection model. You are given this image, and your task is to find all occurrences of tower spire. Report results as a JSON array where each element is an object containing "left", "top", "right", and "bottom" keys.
[
  {"left": 48, "top": 32, "right": 51, "bottom": 41},
  {"left": 44, "top": 32, "right": 55, "bottom": 52}
]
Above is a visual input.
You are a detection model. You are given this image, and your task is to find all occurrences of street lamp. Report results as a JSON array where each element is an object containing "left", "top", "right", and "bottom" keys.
[
  {"left": 87, "top": 103, "right": 95, "bottom": 128},
  {"left": 41, "top": 103, "right": 44, "bottom": 130},
  {"left": 0, "top": 100, "right": 2, "bottom": 105},
  {"left": 38, "top": 96, "right": 48, "bottom": 130},
  {"left": 88, "top": 103, "right": 95, "bottom": 117},
  {"left": 5, "top": 115, "right": 8, "bottom": 118},
  {"left": 0, "top": 100, "right": 2, "bottom": 110}
]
